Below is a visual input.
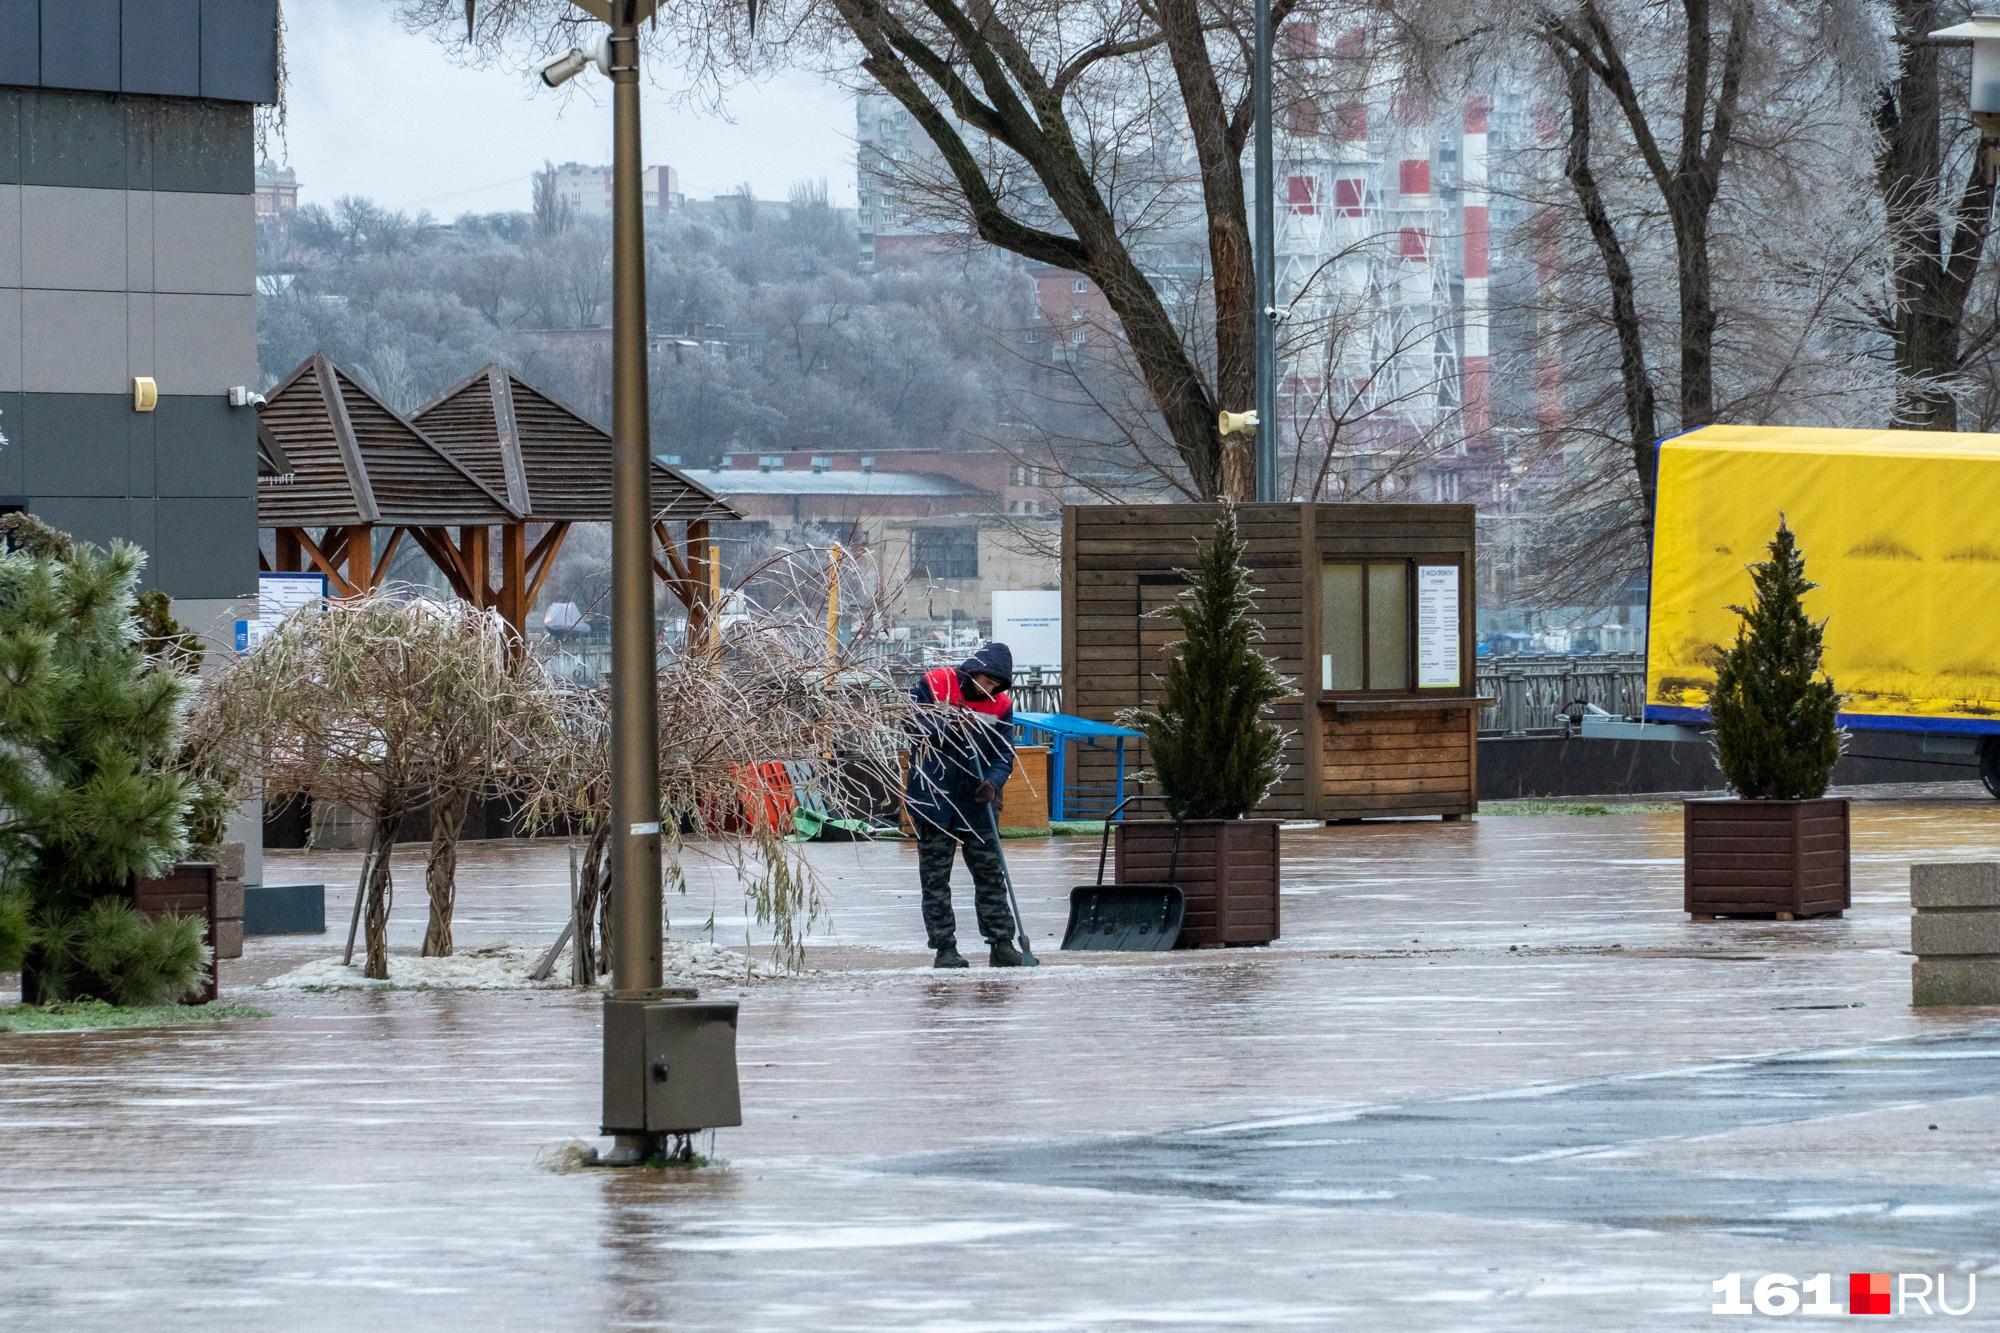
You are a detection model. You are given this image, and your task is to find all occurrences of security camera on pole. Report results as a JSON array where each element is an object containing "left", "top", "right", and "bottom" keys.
[{"left": 473, "top": 0, "right": 742, "bottom": 1167}]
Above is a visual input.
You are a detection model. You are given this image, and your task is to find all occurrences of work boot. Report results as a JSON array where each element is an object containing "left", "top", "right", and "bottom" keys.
[
  {"left": 933, "top": 944, "right": 969, "bottom": 969},
  {"left": 988, "top": 939, "right": 1023, "bottom": 968}
]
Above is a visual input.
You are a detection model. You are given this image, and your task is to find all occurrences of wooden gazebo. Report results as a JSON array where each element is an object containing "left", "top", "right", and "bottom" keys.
[
  {"left": 414, "top": 364, "right": 738, "bottom": 640},
  {"left": 257, "top": 352, "right": 742, "bottom": 641},
  {"left": 256, "top": 352, "right": 518, "bottom": 598}
]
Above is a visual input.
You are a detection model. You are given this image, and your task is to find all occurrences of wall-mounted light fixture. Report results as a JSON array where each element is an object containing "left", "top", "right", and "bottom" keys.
[{"left": 132, "top": 377, "right": 158, "bottom": 413}]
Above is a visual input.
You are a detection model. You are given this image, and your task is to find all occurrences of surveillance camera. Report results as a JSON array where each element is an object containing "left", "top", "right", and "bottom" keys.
[
  {"left": 228, "top": 386, "right": 267, "bottom": 409},
  {"left": 535, "top": 34, "right": 612, "bottom": 88},
  {"left": 536, "top": 47, "right": 591, "bottom": 87}
]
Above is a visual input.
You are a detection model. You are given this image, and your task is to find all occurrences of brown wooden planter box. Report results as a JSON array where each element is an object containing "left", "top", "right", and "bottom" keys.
[
  {"left": 1115, "top": 819, "right": 1281, "bottom": 947},
  {"left": 1684, "top": 797, "right": 1850, "bottom": 920},
  {"left": 19, "top": 862, "right": 219, "bottom": 1005},
  {"left": 133, "top": 862, "right": 220, "bottom": 1003}
]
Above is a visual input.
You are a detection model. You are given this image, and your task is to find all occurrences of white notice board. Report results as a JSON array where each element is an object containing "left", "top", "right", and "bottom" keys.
[
  {"left": 259, "top": 572, "right": 327, "bottom": 625},
  {"left": 992, "top": 590, "right": 1063, "bottom": 669},
  {"left": 1415, "top": 565, "right": 1461, "bottom": 689}
]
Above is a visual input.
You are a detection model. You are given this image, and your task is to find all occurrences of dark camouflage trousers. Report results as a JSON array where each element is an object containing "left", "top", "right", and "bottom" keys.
[{"left": 916, "top": 818, "right": 1016, "bottom": 948}]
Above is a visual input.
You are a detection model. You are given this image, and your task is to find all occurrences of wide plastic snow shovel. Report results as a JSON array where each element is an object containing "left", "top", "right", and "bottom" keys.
[
  {"left": 981, "top": 803, "right": 1039, "bottom": 966},
  {"left": 1060, "top": 796, "right": 1185, "bottom": 952}
]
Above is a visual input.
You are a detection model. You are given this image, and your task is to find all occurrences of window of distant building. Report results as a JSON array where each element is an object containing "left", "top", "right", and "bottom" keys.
[
  {"left": 1071, "top": 308, "right": 1085, "bottom": 322},
  {"left": 1333, "top": 178, "right": 1365, "bottom": 217},
  {"left": 758, "top": 455, "right": 784, "bottom": 471},
  {"left": 1072, "top": 278, "right": 1088, "bottom": 293},
  {"left": 810, "top": 455, "right": 832, "bottom": 471},
  {"left": 861, "top": 455, "right": 876, "bottom": 471},
  {"left": 1071, "top": 328, "right": 1087, "bottom": 345},
  {"left": 912, "top": 527, "right": 979, "bottom": 580}
]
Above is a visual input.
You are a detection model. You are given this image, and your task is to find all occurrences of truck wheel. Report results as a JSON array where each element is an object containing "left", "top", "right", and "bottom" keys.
[{"left": 1982, "top": 738, "right": 2000, "bottom": 800}]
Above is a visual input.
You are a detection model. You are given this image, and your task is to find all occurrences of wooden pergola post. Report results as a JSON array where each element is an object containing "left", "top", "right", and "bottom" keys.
[
  {"left": 501, "top": 523, "right": 528, "bottom": 638},
  {"left": 686, "top": 517, "right": 712, "bottom": 646}
]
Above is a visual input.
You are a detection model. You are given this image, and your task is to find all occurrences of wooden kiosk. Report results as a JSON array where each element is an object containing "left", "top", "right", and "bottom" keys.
[{"left": 1062, "top": 502, "right": 1484, "bottom": 821}]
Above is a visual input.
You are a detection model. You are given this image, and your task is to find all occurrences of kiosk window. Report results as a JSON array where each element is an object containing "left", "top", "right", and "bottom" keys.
[{"left": 1322, "top": 560, "right": 1413, "bottom": 692}]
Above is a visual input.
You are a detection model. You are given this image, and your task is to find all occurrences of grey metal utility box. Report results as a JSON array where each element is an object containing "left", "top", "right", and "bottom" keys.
[{"left": 602, "top": 997, "right": 743, "bottom": 1135}]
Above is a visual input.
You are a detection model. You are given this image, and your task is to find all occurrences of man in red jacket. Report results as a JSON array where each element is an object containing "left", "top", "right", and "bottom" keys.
[{"left": 905, "top": 642, "right": 1019, "bottom": 967}]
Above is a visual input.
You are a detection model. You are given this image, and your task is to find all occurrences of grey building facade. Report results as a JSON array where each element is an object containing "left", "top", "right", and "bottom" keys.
[{"left": 0, "top": 0, "right": 278, "bottom": 602}]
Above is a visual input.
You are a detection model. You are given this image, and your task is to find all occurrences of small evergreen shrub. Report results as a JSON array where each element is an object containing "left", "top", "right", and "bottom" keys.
[
  {"left": 70, "top": 902, "right": 210, "bottom": 1007},
  {"left": 0, "top": 533, "right": 203, "bottom": 1004},
  {"left": 1709, "top": 518, "right": 1843, "bottom": 800},
  {"left": 1124, "top": 509, "right": 1291, "bottom": 820},
  {"left": 0, "top": 889, "right": 28, "bottom": 972}
]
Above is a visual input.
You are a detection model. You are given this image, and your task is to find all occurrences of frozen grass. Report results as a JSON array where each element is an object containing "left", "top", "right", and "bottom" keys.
[
  {"left": 1483, "top": 800, "right": 1681, "bottom": 816},
  {"left": 0, "top": 1000, "right": 271, "bottom": 1033}
]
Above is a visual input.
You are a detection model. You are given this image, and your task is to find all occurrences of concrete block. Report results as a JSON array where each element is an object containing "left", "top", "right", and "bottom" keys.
[
  {"left": 215, "top": 879, "right": 244, "bottom": 920},
  {"left": 1910, "top": 862, "right": 2000, "bottom": 909},
  {"left": 242, "top": 883, "right": 325, "bottom": 936},
  {"left": 126, "top": 188, "right": 154, "bottom": 290},
  {"left": 150, "top": 496, "right": 254, "bottom": 598},
  {"left": 151, "top": 292, "right": 254, "bottom": 393},
  {"left": 213, "top": 917, "right": 243, "bottom": 960},
  {"left": 1912, "top": 910, "right": 2000, "bottom": 957},
  {"left": 19, "top": 288, "right": 128, "bottom": 393},
  {"left": 0, "top": 10, "right": 37, "bottom": 90},
  {"left": 21, "top": 90, "right": 127, "bottom": 190},
  {"left": 200, "top": 0, "right": 281, "bottom": 105},
  {"left": 0, "top": 289, "right": 19, "bottom": 394},
  {"left": 1913, "top": 956, "right": 2000, "bottom": 1007},
  {"left": 124, "top": 0, "right": 202, "bottom": 99},
  {"left": 19, "top": 392, "right": 134, "bottom": 497},
  {"left": 153, "top": 191, "right": 254, "bottom": 294},
  {"left": 21, "top": 185, "right": 128, "bottom": 291},
  {"left": 215, "top": 840, "right": 246, "bottom": 880},
  {"left": 40, "top": 0, "right": 121, "bottom": 94},
  {"left": 151, "top": 101, "right": 252, "bottom": 194},
  {"left": 0, "top": 183, "right": 19, "bottom": 287},
  {"left": 127, "top": 291, "right": 155, "bottom": 382},
  {"left": 153, "top": 392, "right": 255, "bottom": 497}
]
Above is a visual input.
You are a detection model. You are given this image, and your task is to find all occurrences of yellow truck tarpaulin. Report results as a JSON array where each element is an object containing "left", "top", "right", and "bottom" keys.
[{"left": 1647, "top": 424, "right": 2000, "bottom": 733}]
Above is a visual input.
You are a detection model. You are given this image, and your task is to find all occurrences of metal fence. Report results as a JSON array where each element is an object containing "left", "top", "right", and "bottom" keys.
[
  {"left": 1476, "top": 655, "right": 1648, "bottom": 735},
  {"left": 533, "top": 639, "right": 1647, "bottom": 737},
  {"left": 882, "top": 658, "right": 1651, "bottom": 734}
]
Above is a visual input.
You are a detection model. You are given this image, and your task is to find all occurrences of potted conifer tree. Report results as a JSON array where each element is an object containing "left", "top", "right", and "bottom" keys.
[
  {"left": 1119, "top": 509, "right": 1291, "bottom": 946},
  {"left": 1686, "top": 519, "right": 1849, "bottom": 920},
  {"left": 0, "top": 521, "right": 211, "bottom": 1004}
]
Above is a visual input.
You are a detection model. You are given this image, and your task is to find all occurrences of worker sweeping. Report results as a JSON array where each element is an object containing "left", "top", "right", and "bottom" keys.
[{"left": 907, "top": 642, "right": 1022, "bottom": 968}]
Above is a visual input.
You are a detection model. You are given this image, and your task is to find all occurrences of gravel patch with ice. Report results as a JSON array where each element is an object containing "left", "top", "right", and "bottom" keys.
[{"left": 260, "top": 941, "right": 780, "bottom": 991}]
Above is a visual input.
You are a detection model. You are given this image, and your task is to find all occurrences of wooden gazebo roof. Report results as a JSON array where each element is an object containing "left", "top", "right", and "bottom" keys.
[
  {"left": 414, "top": 365, "right": 738, "bottom": 522},
  {"left": 256, "top": 353, "right": 518, "bottom": 528}
]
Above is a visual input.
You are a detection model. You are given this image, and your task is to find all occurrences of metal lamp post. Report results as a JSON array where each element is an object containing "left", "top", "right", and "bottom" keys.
[
  {"left": 493, "top": 0, "right": 742, "bottom": 1165},
  {"left": 1251, "top": 0, "right": 1278, "bottom": 503}
]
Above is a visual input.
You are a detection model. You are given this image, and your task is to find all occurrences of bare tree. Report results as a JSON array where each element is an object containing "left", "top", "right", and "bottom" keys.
[
  {"left": 1873, "top": 0, "right": 1997, "bottom": 429},
  {"left": 200, "top": 592, "right": 561, "bottom": 977},
  {"left": 520, "top": 547, "right": 924, "bottom": 981},
  {"left": 532, "top": 158, "right": 576, "bottom": 239},
  {"left": 397, "top": 0, "right": 1381, "bottom": 501}
]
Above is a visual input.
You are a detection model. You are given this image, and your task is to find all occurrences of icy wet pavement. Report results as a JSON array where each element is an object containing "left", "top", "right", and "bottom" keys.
[{"left": 4, "top": 796, "right": 2000, "bottom": 1329}]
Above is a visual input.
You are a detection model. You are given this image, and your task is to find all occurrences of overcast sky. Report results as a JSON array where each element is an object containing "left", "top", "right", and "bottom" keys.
[{"left": 279, "top": 1, "right": 859, "bottom": 217}]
